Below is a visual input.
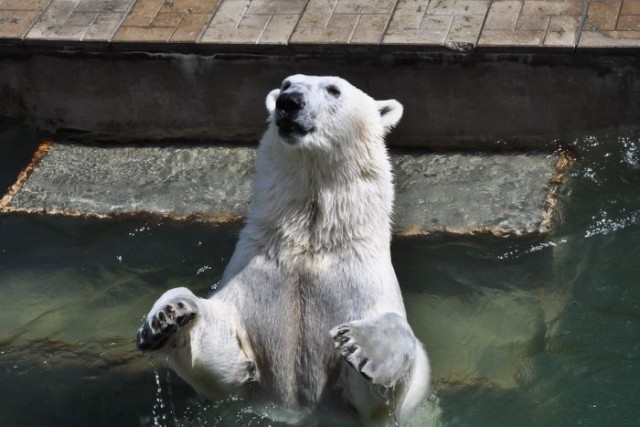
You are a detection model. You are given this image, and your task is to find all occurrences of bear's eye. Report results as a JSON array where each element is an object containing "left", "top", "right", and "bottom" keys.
[
  {"left": 282, "top": 81, "right": 291, "bottom": 90},
  {"left": 326, "top": 85, "right": 341, "bottom": 98}
]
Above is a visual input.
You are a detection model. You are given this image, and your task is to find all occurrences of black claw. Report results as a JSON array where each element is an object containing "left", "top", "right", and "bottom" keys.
[
  {"left": 335, "top": 328, "right": 349, "bottom": 337},
  {"left": 136, "top": 329, "right": 146, "bottom": 350},
  {"left": 360, "top": 370, "right": 373, "bottom": 382}
]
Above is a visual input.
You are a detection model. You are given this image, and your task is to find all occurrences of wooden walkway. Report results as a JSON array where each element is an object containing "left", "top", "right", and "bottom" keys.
[{"left": 0, "top": 0, "right": 637, "bottom": 51}]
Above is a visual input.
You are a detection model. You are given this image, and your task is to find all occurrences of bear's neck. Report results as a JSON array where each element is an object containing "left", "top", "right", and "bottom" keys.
[{"left": 245, "top": 137, "right": 394, "bottom": 255}]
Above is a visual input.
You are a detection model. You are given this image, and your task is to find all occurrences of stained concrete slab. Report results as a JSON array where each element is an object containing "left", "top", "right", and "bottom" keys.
[
  {"left": 392, "top": 152, "right": 565, "bottom": 236},
  {"left": 2, "top": 143, "right": 255, "bottom": 222},
  {"left": 0, "top": 143, "right": 569, "bottom": 236}
]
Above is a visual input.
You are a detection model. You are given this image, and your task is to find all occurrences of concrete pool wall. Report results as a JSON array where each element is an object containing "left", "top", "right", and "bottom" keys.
[
  {"left": 1, "top": 50, "right": 640, "bottom": 148},
  {"left": 0, "top": 5, "right": 637, "bottom": 251}
]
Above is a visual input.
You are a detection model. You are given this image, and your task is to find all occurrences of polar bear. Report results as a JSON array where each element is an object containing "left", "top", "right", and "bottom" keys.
[{"left": 136, "top": 75, "right": 430, "bottom": 424}]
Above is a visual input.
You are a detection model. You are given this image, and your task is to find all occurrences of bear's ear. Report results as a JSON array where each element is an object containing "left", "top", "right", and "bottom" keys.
[
  {"left": 377, "top": 99, "right": 403, "bottom": 133},
  {"left": 266, "top": 89, "right": 280, "bottom": 114}
]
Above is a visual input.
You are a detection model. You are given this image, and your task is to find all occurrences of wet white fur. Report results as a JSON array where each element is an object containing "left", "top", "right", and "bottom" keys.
[{"left": 145, "top": 75, "right": 430, "bottom": 423}]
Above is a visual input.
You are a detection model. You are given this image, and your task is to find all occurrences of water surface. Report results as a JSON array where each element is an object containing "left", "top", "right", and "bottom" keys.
[{"left": 1, "top": 128, "right": 640, "bottom": 426}]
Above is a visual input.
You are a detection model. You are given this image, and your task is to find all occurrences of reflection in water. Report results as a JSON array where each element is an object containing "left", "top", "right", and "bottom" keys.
[{"left": 1, "top": 131, "right": 640, "bottom": 425}]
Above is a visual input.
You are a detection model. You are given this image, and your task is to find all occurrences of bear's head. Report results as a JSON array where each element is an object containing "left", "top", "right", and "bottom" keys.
[{"left": 265, "top": 75, "right": 403, "bottom": 151}]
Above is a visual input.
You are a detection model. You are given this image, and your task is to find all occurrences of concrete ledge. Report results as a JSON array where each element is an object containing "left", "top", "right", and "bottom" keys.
[
  {"left": 0, "top": 141, "right": 571, "bottom": 237},
  {"left": 2, "top": 52, "right": 640, "bottom": 149}
]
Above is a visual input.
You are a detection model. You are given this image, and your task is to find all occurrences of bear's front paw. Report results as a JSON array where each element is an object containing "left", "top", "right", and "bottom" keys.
[
  {"left": 330, "top": 313, "right": 417, "bottom": 387},
  {"left": 331, "top": 324, "right": 377, "bottom": 382},
  {"left": 137, "top": 296, "right": 199, "bottom": 352}
]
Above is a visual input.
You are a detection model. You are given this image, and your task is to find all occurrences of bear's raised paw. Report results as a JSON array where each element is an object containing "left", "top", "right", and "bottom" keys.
[
  {"left": 330, "top": 313, "right": 417, "bottom": 388},
  {"left": 137, "top": 291, "right": 199, "bottom": 352}
]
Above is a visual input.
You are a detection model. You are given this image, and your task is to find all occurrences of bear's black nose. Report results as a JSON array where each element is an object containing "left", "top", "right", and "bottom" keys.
[{"left": 276, "top": 92, "right": 305, "bottom": 114}]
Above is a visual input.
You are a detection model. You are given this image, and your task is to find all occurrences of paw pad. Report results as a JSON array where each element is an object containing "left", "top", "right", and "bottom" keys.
[{"left": 136, "top": 297, "right": 199, "bottom": 351}]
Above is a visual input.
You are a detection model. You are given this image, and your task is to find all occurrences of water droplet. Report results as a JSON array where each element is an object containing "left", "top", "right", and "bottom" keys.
[
  {"left": 196, "top": 265, "right": 212, "bottom": 275},
  {"left": 374, "top": 384, "right": 399, "bottom": 426}
]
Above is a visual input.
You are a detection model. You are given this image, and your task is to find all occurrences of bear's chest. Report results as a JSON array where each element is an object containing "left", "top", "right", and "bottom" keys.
[
  {"left": 238, "top": 251, "right": 381, "bottom": 405},
  {"left": 242, "top": 250, "right": 375, "bottom": 329}
]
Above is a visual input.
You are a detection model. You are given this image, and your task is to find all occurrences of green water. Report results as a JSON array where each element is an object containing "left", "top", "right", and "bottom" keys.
[{"left": 1, "top": 128, "right": 640, "bottom": 426}]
